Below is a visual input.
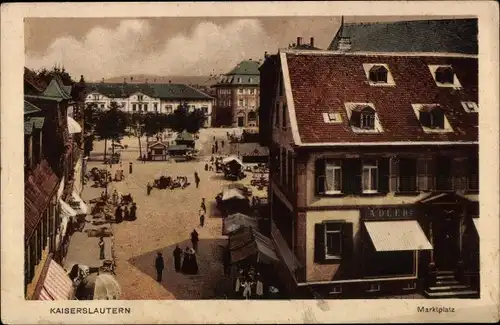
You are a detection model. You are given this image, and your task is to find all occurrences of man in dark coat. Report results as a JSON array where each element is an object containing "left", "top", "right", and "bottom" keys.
[
  {"left": 129, "top": 162, "right": 133, "bottom": 174},
  {"left": 200, "top": 198, "right": 206, "bottom": 214},
  {"left": 98, "top": 237, "right": 105, "bottom": 260},
  {"left": 191, "top": 229, "right": 199, "bottom": 252},
  {"left": 199, "top": 209, "right": 205, "bottom": 228},
  {"left": 115, "top": 206, "right": 123, "bottom": 223},
  {"left": 194, "top": 172, "right": 200, "bottom": 188},
  {"left": 155, "top": 252, "right": 164, "bottom": 282},
  {"left": 130, "top": 203, "right": 137, "bottom": 220},
  {"left": 147, "top": 182, "right": 152, "bottom": 195},
  {"left": 173, "top": 245, "right": 182, "bottom": 272}
]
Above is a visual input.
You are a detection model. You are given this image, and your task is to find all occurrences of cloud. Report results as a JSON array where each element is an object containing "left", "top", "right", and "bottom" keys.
[{"left": 26, "top": 19, "right": 272, "bottom": 80}]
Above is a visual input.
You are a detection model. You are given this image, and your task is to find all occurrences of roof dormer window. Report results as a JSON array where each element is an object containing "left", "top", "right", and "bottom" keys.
[
  {"left": 419, "top": 105, "right": 444, "bottom": 129},
  {"left": 352, "top": 106, "right": 376, "bottom": 130},
  {"left": 412, "top": 103, "right": 453, "bottom": 133},
  {"left": 369, "top": 65, "right": 388, "bottom": 83},
  {"left": 428, "top": 65, "right": 462, "bottom": 88},
  {"left": 461, "top": 101, "right": 478, "bottom": 113},
  {"left": 322, "top": 112, "right": 342, "bottom": 124},
  {"left": 435, "top": 66, "right": 454, "bottom": 84},
  {"left": 237, "top": 77, "right": 242, "bottom": 83},
  {"left": 344, "top": 103, "right": 382, "bottom": 133},
  {"left": 363, "top": 63, "right": 395, "bottom": 86}
]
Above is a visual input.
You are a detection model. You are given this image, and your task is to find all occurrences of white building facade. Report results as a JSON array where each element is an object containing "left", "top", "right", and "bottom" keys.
[{"left": 85, "top": 83, "right": 214, "bottom": 127}]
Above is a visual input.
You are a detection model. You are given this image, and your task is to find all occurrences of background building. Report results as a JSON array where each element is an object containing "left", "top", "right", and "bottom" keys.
[
  {"left": 212, "top": 60, "right": 261, "bottom": 128},
  {"left": 263, "top": 49, "right": 479, "bottom": 299},
  {"left": 84, "top": 82, "right": 214, "bottom": 127}
]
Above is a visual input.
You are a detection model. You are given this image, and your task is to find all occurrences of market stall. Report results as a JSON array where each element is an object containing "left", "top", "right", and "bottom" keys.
[{"left": 223, "top": 212, "right": 259, "bottom": 235}]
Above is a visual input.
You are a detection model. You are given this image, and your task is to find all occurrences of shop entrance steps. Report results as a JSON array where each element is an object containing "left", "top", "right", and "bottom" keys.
[{"left": 424, "top": 271, "right": 479, "bottom": 298}]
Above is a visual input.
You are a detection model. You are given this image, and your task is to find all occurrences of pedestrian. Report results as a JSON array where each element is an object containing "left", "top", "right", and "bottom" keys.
[
  {"left": 98, "top": 237, "right": 105, "bottom": 260},
  {"left": 221, "top": 140, "right": 224, "bottom": 149},
  {"left": 155, "top": 252, "right": 164, "bottom": 282},
  {"left": 130, "top": 203, "right": 137, "bottom": 221},
  {"left": 129, "top": 162, "right": 133, "bottom": 174},
  {"left": 212, "top": 145, "right": 215, "bottom": 155},
  {"left": 147, "top": 182, "right": 152, "bottom": 195},
  {"left": 142, "top": 154, "right": 147, "bottom": 163},
  {"left": 173, "top": 245, "right": 182, "bottom": 272},
  {"left": 112, "top": 189, "right": 119, "bottom": 206},
  {"left": 215, "top": 141, "right": 219, "bottom": 153},
  {"left": 194, "top": 171, "right": 200, "bottom": 188},
  {"left": 199, "top": 209, "right": 205, "bottom": 227},
  {"left": 115, "top": 206, "right": 123, "bottom": 223},
  {"left": 190, "top": 229, "right": 199, "bottom": 252},
  {"left": 200, "top": 198, "right": 206, "bottom": 214},
  {"left": 242, "top": 279, "right": 252, "bottom": 299},
  {"left": 123, "top": 206, "right": 130, "bottom": 221}
]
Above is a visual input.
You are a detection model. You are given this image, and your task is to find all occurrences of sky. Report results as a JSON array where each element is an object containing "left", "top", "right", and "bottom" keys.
[{"left": 25, "top": 16, "right": 469, "bottom": 81}]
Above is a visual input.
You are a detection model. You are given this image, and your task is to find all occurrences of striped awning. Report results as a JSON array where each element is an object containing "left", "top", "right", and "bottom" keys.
[
  {"left": 38, "top": 259, "right": 74, "bottom": 300},
  {"left": 60, "top": 199, "right": 77, "bottom": 218},
  {"left": 365, "top": 220, "right": 433, "bottom": 252},
  {"left": 67, "top": 116, "right": 82, "bottom": 134}
]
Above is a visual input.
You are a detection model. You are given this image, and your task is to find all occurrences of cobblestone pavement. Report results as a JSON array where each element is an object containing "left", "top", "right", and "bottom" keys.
[{"left": 88, "top": 128, "right": 246, "bottom": 299}]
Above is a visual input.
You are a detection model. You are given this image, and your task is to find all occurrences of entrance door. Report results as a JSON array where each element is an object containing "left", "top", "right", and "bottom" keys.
[
  {"left": 432, "top": 216, "right": 460, "bottom": 270},
  {"left": 237, "top": 116, "right": 244, "bottom": 127}
]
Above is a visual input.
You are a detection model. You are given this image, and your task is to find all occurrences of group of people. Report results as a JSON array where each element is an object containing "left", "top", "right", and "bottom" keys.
[
  {"left": 154, "top": 232, "right": 201, "bottom": 282},
  {"left": 234, "top": 266, "right": 265, "bottom": 299},
  {"left": 211, "top": 137, "right": 225, "bottom": 155}
]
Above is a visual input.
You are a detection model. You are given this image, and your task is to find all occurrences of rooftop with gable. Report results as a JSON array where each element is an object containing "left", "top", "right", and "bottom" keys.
[
  {"left": 282, "top": 50, "right": 478, "bottom": 145},
  {"left": 86, "top": 82, "right": 213, "bottom": 100},
  {"left": 328, "top": 18, "right": 478, "bottom": 54}
]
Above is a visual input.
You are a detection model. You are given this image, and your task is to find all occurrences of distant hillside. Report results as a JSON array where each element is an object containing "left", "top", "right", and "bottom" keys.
[{"left": 98, "top": 75, "right": 219, "bottom": 86}]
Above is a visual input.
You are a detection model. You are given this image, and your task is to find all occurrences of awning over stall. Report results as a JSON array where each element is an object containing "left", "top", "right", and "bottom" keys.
[
  {"left": 222, "top": 156, "right": 244, "bottom": 166},
  {"left": 229, "top": 227, "right": 278, "bottom": 264},
  {"left": 67, "top": 116, "right": 82, "bottom": 134},
  {"left": 223, "top": 213, "right": 259, "bottom": 235},
  {"left": 222, "top": 188, "right": 246, "bottom": 201},
  {"left": 71, "top": 191, "right": 89, "bottom": 214},
  {"left": 365, "top": 220, "right": 433, "bottom": 252},
  {"left": 38, "top": 258, "right": 74, "bottom": 300}
]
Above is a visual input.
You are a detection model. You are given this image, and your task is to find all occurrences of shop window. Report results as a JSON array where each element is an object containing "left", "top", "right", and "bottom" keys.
[
  {"left": 362, "top": 159, "right": 378, "bottom": 193},
  {"left": 314, "top": 221, "right": 353, "bottom": 263},
  {"left": 398, "top": 158, "right": 418, "bottom": 192},
  {"left": 368, "top": 65, "right": 388, "bottom": 83}
]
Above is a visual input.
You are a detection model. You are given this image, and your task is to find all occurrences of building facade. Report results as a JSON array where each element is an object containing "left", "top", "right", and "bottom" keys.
[
  {"left": 263, "top": 49, "right": 479, "bottom": 299},
  {"left": 24, "top": 69, "right": 86, "bottom": 300},
  {"left": 212, "top": 60, "right": 261, "bottom": 128},
  {"left": 84, "top": 82, "right": 214, "bottom": 127}
]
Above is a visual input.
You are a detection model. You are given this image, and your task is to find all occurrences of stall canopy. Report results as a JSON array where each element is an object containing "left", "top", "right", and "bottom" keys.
[
  {"left": 71, "top": 191, "right": 89, "bottom": 214},
  {"left": 67, "top": 116, "right": 82, "bottom": 134},
  {"left": 222, "top": 156, "right": 244, "bottom": 167},
  {"left": 229, "top": 227, "right": 278, "bottom": 264},
  {"left": 364, "top": 220, "right": 433, "bottom": 252},
  {"left": 38, "top": 258, "right": 75, "bottom": 300},
  {"left": 222, "top": 188, "right": 246, "bottom": 201},
  {"left": 60, "top": 199, "right": 77, "bottom": 218},
  {"left": 93, "top": 274, "right": 121, "bottom": 300},
  {"left": 223, "top": 213, "right": 259, "bottom": 235}
]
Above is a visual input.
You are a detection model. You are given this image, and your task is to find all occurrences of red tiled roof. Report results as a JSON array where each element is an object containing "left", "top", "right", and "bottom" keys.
[
  {"left": 285, "top": 52, "right": 478, "bottom": 144},
  {"left": 25, "top": 160, "right": 60, "bottom": 241}
]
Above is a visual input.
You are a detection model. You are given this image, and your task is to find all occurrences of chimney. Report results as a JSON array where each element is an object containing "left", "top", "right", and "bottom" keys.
[
  {"left": 310, "top": 37, "right": 315, "bottom": 47},
  {"left": 297, "top": 37, "right": 303, "bottom": 46}
]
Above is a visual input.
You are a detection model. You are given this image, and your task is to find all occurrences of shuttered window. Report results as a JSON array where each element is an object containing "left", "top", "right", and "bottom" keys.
[
  {"left": 467, "top": 157, "right": 479, "bottom": 191},
  {"left": 398, "top": 158, "right": 418, "bottom": 192},
  {"left": 436, "top": 157, "right": 452, "bottom": 190},
  {"left": 314, "top": 222, "right": 353, "bottom": 264}
]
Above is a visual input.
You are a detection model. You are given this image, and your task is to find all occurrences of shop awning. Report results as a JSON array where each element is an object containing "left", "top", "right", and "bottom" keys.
[
  {"left": 365, "top": 220, "right": 433, "bottom": 252},
  {"left": 38, "top": 259, "right": 74, "bottom": 300},
  {"left": 67, "top": 116, "right": 82, "bottom": 134},
  {"left": 473, "top": 218, "right": 479, "bottom": 233},
  {"left": 230, "top": 229, "right": 278, "bottom": 264},
  {"left": 222, "top": 188, "right": 246, "bottom": 201},
  {"left": 60, "top": 199, "right": 77, "bottom": 218},
  {"left": 223, "top": 213, "right": 258, "bottom": 235},
  {"left": 71, "top": 191, "right": 89, "bottom": 214},
  {"left": 94, "top": 274, "right": 121, "bottom": 300}
]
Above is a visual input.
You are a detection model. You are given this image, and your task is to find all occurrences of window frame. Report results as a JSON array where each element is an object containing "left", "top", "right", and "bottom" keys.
[
  {"left": 360, "top": 111, "right": 376, "bottom": 129},
  {"left": 362, "top": 159, "right": 379, "bottom": 193},
  {"left": 325, "top": 160, "right": 342, "bottom": 194},
  {"left": 369, "top": 65, "right": 388, "bottom": 83},
  {"left": 324, "top": 222, "right": 343, "bottom": 260}
]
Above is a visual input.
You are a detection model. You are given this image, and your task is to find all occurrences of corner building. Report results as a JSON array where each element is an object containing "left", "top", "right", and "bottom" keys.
[{"left": 263, "top": 49, "right": 480, "bottom": 298}]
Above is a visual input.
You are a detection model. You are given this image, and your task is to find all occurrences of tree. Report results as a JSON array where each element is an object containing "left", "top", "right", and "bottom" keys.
[
  {"left": 94, "top": 102, "right": 128, "bottom": 161},
  {"left": 165, "top": 102, "right": 207, "bottom": 134},
  {"left": 36, "top": 66, "right": 75, "bottom": 86},
  {"left": 143, "top": 112, "right": 167, "bottom": 142}
]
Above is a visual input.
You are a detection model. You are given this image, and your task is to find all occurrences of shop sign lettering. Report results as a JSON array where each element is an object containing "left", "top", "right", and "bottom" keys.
[{"left": 363, "top": 207, "right": 416, "bottom": 218}]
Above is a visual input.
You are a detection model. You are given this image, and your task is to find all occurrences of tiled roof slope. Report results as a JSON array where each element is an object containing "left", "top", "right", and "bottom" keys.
[
  {"left": 329, "top": 19, "right": 478, "bottom": 54},
  {"left": 86, "top": 83, "right": 212, "bottom": 100},
  {"left": 228, "top": 60, "right": 261, "bottom": 75},
  {"left": 25, "top": 160, "right": 60, "bottom": 241},
  {"left": 285, "top": 52, "right": 478, "bottom": 144}
]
